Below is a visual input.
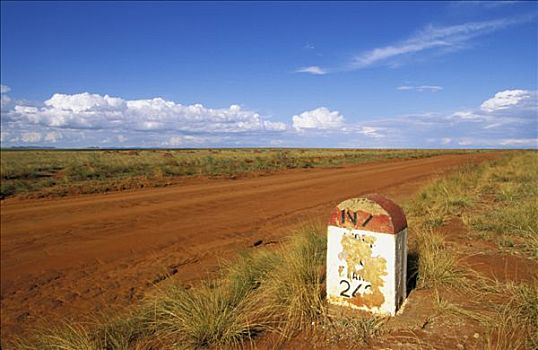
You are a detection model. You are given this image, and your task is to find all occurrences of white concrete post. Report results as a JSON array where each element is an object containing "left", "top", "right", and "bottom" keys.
[{"left": 326, "top": 194, "right": 407, "bottom": 316}]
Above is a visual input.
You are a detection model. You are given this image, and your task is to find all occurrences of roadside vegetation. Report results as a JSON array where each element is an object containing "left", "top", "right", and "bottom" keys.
[
  {"left": 9, "top": 150, "right": 537, "bottom": 349},
  {"left": 15, "top": 223, "right": 327, "bottom": 349},
  {"left": 0, "top": 148, "right": 475, "bottom": 198},
  {"left": 403, "top": 150, "right": 537, "bottom": 349}
]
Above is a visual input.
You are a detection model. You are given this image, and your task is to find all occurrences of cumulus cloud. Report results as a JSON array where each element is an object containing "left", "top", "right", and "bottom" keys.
[
  {"left": 295, "top": 66, "right": 327, "bottom": 75},
  {"left": 7, "top": 92, "right": 287, "bottom": 133},
  {"left": 117, "top": 135, "right": 127, "bottom": 143},
  {"left": 1, "top": 85, "right": 12, "bottom": 111},
  {"left": 0, "top": 92, "right": 290, "bottom": 147},
  {"left": 292, "top": 107, "right": 344, "bottom": 131},
  {"left": 2, "top": 89, "right": 535, "bottom": 149},
  {"left": 480, "top": 89, "right": 537, "bottom": 112},
  {"left": 44, "top": 131, "right": 62, "bottom": 142},
  {"left": 167, "top": 136, "right": 183, "bottom": 146},
  {"left": 355, "top": 89, "right": 538, "bottom": 148},
  {"left": 21, "top": 132, "right": 42, "bottom": 143},
  {"left": 164, "top": 135, "right": 217, "bottom": 147},
  {"left": 1, "top": 94, "right": 11, "bottom": 108},
  {"left": 397, "top": 85, "right": 443, "bottom": 92},
  {"left": 290, "top": 108, "right": 385, "bottom": 140}
]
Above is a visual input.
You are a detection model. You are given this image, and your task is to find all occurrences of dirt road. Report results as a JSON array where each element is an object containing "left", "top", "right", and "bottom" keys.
[{"left": 0, "top": 153, "right": 496, "bottom": 340}]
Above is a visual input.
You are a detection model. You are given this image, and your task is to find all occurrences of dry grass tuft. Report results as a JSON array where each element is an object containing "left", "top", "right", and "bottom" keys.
[
  {"left": 10, "top": 222, "right": 328, "bottom": 349},
  {"left": 147, "top": 283, "right": 264, "bottom": 348},
  {"left": 414, "top": 229, "right": 466, "bottom": 289},
  {"left": 315, "top": 312, "right": 385, "bottom": 346},
  {"left": 465, "top": 152, "right": 538, "bottom": 257},
  {"left": 12, "top": 151, "right": 537, "bottom": 349},
  {"left": 14, "top": 322, "right": 97, "bottom": 350},
  {"left": 482, "top": 281, "right": 538, "bottom": 350},
  {"left": 254, "top": 223, "right": 327, "bottom": 339}
]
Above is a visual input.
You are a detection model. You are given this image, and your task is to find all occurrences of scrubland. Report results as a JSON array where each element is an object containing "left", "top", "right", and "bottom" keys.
[
  {"left": 7, "top": 150, "right": 537, "bottom": 349},
  {"left": 403, "top": 150, "right": 537, "bottom": 349},
  {"left": 0, "top": 148, "right": 475, "bottom": 198}
]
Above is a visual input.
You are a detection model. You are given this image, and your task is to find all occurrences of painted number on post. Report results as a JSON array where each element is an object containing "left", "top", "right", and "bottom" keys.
[{"left": 339, "top": 279, "right": 371, "bottom": 298}]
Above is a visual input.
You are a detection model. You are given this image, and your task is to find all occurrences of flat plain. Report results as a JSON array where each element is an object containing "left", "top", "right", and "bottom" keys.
[
  {"left": 1, "top": 149, "right": 536, "bottom": 349},
  {"left": 0, "top": 149, "right": 476, "bottom": 198}
]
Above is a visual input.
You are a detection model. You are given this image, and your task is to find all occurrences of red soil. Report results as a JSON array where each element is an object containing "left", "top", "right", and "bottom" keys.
[{"left": 0, "top": 153, "right": 498, "bottom": 342}]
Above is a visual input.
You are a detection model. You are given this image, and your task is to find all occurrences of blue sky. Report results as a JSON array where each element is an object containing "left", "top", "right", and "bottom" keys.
[{"left": 1, "top": 1, "right": 537, "bottom": 148}]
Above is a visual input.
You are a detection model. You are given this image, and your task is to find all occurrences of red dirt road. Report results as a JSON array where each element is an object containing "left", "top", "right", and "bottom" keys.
[{"left": 0, "top": 153, "right": 496, "bottom": 341}]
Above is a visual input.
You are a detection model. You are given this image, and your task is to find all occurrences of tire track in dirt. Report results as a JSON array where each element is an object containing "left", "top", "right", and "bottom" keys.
[{"left": 0, "top": 153, "right": 497, "bottom": 341}]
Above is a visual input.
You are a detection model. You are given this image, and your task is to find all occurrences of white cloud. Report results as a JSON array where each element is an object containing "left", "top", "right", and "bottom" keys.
[
  {"left": 8, "top": 92, "right": 287, "bottom": 133},
  {"left": 164, "top": 135, "right": 214, "bottom": 147},
  {"left": 168, "top": 136, "right": 183, "bottom": 146},
  {"left": 346, "top": 88, "right": 537, "bottom": 148},
  {"left": 292, "top": 107, "right": 344, "bottom": 131},
  {"left": 270, "top": 139, "right": 285, "bottom": 146},
  {"left": 44, "top": 92, "right": 125, "bottom": 113},
  {"left": 117, "top": 135, "right": 127, "bottom": 143},
  {"left": 1, "top": 94, "right": 11, "bottom": 107},
  {"left": 450, "top": 1, "right": 519, "bottom": 9},
  {"left": 483, "top": 123, "right": 502, "bottom": 129},
  {"left": 2, "top": 88, "right": 535, "bottom": 149},
  {"left": 397, "top": 85, "right": 443, "bottom": 92},
  {"left": 480, "top": 89, "right": 537, "bottom": 112},
  {"left": 358, "top": 126, "right": 385, "bottom": 138},
  {"left": 499, "top": 138, "right": 538, "bottom": 146},
  {"left": 21, "top": 132, "right": 42, "bottom": 143},
  {"left": 297, "top": 15, "right": 533, "bottom": 74},
  {"left": 456, "top": 89, "right": 538, "bottom": 124},
  {"left": 457, "top": 139, "right": 474, "bottom": 146},
  {"left": 352, "top": 15, "right": 532, "bottom": 69},
  {"left": 295, "top": 66, "right": 327, "bottom": 75},
  {"left": 290, "top": 110, "right": 384, "bottom": 138},
  {"left": 450, "top": 111, "right": 485, "bottom": 121},
  {"left": 14, "top": 105, "right": 39, "bottom": 114},
  {"left": 44, "top": 131, "right": 62, "bottom": 142},
  {"left": 1, "top": 85, "right": 12, "bottom": 111}
]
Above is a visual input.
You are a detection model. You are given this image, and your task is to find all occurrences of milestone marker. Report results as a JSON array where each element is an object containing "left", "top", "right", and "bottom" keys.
[{"left": 326, "top": 194, "right": 407, "bottom": 316}]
